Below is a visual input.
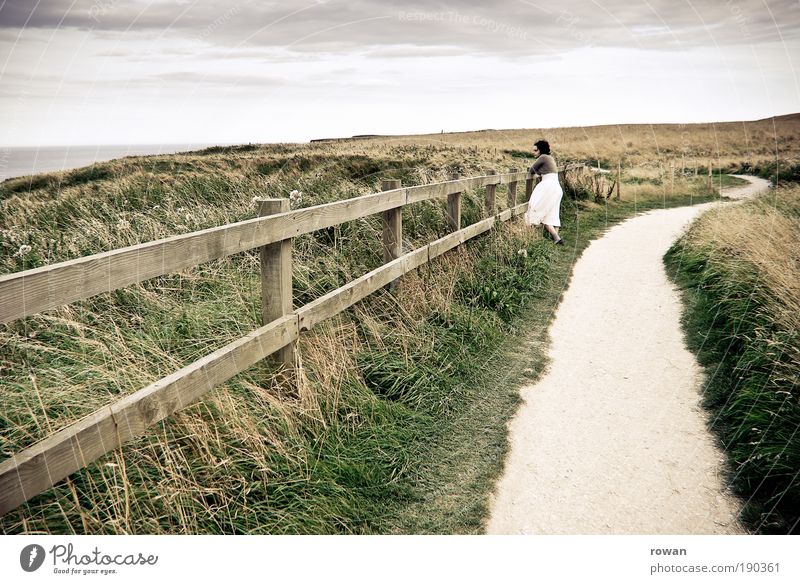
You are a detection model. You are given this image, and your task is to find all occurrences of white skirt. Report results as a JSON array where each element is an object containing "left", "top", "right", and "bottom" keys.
[{"left": 524, "top": 173, "right": 563, "bottom": 227}]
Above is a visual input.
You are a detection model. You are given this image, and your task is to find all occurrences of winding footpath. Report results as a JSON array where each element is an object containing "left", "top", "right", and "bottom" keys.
[{"left": 487, "top": 176, "right": 771, "bottom": 534}]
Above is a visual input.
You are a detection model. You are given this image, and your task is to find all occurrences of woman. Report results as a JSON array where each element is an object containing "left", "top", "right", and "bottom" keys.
[{"left": 524, "top": 140, "right": 564, "bottom": 245}]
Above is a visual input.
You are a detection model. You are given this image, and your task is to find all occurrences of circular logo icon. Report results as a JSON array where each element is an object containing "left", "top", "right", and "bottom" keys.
[{"left": 20, "top": 544, "right": 46, "bottom": 572}]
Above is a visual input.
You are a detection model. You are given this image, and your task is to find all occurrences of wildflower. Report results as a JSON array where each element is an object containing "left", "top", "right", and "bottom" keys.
[
  {"left": 117, "top": 219, "right": 131, "bottom": 229},
  {"left": 517, "top": 249, "right": 528, "bottom": 258},
  {"left": 177, "top": 207, "right": 185, "bottom": 212},
  {"left": 289, "top": 189, "right": 303, "bottom": 203},
  {"left": 17, "top": 244, "right": 32, "bottom": 256}
]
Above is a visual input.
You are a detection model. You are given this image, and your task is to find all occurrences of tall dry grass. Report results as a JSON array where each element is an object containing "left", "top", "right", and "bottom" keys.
[
  {"left": 666, "top": 184, "right": 800, "bottom": 533},
  {"left": 347, "top": 113, "right": 800, "bottom": 172},
  {"left": 683, "top": 194, "right": 800, "bottom": 334}
]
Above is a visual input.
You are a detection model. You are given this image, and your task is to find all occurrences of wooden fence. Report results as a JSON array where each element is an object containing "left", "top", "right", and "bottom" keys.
[{"left": 0, "top": 163, "right": 584, "bottom": 515}]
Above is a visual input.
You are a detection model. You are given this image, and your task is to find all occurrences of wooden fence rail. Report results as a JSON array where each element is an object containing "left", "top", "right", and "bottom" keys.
[{"left": 0, "top": 163, "right": 584, "bottom": 515}]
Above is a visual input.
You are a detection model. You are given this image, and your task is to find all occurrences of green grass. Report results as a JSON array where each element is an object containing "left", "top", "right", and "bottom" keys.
[
  {"left": 733, "top": 159, "right": 800, "bottom": 186},
  {"left": 664, "top": 185, "right": 800, "bottom": 534},
  {"left": 715, "top": 173, "right": 750, "bottom": 188},
  {"left": 0, "top": 144, "right": 718, "bottom": 534}
]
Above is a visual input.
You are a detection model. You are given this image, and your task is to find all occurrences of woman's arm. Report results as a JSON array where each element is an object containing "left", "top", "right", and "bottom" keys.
[{"left": 531, "top": 155, "right": 556, "bottom": 175}]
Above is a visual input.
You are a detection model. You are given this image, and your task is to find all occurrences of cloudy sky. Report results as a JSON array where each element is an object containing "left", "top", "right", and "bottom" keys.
[{"left": 1, "top": 0, "right": 798, "bottom": 146}]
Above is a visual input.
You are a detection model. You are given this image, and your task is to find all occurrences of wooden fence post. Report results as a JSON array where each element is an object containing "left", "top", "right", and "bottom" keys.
[
  {"left": 381, "top": 179, "right": 402, "bottom": 291},
  {"left": 508, "top": 168, "right": 518, "bottom": 208},
  {"left": 485, "top": 169, "right": 497, "bottom": 216},
  {"left": 708, "top": 163, "right": 713, "bottom": 195},
  {"left": 447, "top": 172, "right": 461, "bottom": 231},
  {"left": 525, "top": 167, "right": 534, "bottom": 199},
  {"left": 670, "top": 161, "right": 674, "bottom": 196},
  {"left": 256, "top": 198, "right": 295, "bottom": 369}
]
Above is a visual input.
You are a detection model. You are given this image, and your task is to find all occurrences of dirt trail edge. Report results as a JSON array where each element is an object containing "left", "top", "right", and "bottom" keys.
[{"left": 487, "top": 176, "right": 771, "bottom": 534}]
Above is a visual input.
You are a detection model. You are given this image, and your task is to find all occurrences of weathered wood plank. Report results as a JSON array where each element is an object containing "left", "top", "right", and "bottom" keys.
[
  {"left": 446, "top": 172, "right": 462, "bottom": 232},
  {"left": 446, "top": 192, "right": 462, "bottom": 231},
  {"left": 0, "top": 190, "right": 406, "bottom": 324},
  {"left": 404, "top": 174, "right": 501, "bottom": 205},
  {"left": 381, "top": 180, "right": 403, "bottom": 263},
  {"left": 288, "top": 189, "right": 407, "bottom": 235},
  {"left": 0, "top": 314, "right": 299, "bottom": 515},
  {"left": 459, "top": 175, "right": 498, "bottom": 192},
  {"left": 297, "top": 248, "right": 428, "bottom": 332},
  {"left": 428, "top": 217, "right": 496, "bottom": 261},
  {"left": 382, "top": 180, "right": 403, "bottom": 293},
  {"left": 498, "top": 171, "right": 527, "bottom": 185},
  {"left": 525, "top": 175, "right": 535, "bottom": 198},
  {"left": 485, "top": 170, "right": 497, "bottom": 216},
  {"left": 405, "top": 181, "right": 451, "bottom": 204},
  {"left": 257, "top": 198, "right": 295, "bottom": 367},
  {"left": 507, "top": 167, "right": 519, "bottom": 208},
  {"left": 511, "top": 202, "right": 528, "bottom": 216}
]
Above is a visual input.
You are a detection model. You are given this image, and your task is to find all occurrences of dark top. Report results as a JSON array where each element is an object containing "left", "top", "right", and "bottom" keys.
[{"left": 531, "top": 154, "right": 558, "bottom": 175}]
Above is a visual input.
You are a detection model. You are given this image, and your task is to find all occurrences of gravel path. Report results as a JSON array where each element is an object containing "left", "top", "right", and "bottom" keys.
[{"left": 486, "top": 176, "right": 771, "bottom": 534}]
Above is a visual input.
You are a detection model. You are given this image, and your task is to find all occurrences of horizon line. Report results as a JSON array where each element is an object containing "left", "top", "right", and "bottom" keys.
[{"left": 2, "top": 111, "right": 797, "bottom": 150}]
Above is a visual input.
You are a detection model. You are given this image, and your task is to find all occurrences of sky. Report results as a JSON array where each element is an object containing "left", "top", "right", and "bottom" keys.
[{"left": 0, "top": 0, "right": 798, "bottom": 146}]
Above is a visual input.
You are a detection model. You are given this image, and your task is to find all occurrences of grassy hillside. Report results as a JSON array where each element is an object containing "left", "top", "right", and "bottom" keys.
[
  {"left": 315, "top": 113, "right": 800, "bottom": 175},
  {"left": 665, "top": 184, "right": 800, "bottom": 534},
  {"left": 0, "top": 117, "right": 795, "bottom": 533}
]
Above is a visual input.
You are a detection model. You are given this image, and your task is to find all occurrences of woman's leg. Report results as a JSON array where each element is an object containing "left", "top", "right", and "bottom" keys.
[{"left": 543, "top": 224, "right": 561, "bottom": 242}]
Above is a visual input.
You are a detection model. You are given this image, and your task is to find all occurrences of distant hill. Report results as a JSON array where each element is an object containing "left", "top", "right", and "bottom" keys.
[{"left": 758, "top": 112, "right": 800, "bottom": 122}]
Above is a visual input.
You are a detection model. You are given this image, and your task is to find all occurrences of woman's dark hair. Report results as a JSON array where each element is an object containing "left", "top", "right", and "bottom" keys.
[{"left": 533, "top": 140, "right": 551, "bottom": 155}]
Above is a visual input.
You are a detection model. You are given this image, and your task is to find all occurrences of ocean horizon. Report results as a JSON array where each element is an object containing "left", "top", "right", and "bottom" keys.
[{"left": 0, "top": 143, "right": 239, "bottom": 182}]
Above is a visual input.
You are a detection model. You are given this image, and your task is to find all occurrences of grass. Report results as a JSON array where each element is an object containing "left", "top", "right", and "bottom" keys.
[
  {"left": 715, "top": 173, "right": 750, "bottom": 188},
  {"left": 748, "top": 161, "right": 800, "bottom": 185},
  {"left": 0, "top": 126, "right": 776, "bottom": 533},
  {"left": 664, "top": 184, "right": 800, "bottom": 534},
  {"left": 337, "top": 113, "right": 800, "bottom": 172}
]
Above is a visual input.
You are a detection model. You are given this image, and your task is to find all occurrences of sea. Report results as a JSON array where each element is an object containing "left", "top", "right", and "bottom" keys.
[{"left": 0, "top": 143, "right": 230, "bottom": 182}]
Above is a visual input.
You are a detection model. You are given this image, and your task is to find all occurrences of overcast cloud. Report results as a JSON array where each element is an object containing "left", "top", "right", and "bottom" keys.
[
  {"left": 1, "top": 0, "right": 798, "bottom": 145},
  {"left": 2, "top": 0, "right": 799, "bottom": 51}
]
